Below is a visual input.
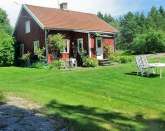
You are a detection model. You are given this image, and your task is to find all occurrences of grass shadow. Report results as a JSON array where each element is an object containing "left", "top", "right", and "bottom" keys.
[
  {"left": 125, "top": 72, "right": 160, "bottom": 78},
  {"left": 44, "top": 100, "right": 165, "bottom": 131}
]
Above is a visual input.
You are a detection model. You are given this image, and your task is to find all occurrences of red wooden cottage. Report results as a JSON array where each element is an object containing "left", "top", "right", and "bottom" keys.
[{"left": 14, "top": 4, "right": 117, "bottom": 65}]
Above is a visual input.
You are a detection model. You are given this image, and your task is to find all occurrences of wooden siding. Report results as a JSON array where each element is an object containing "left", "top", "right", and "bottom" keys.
[
  {"left": 103, "top": 38, "right": 114, "bottom": 47},
  {"left": 14, "top": 8, "right": 45, "bottom": 56}
]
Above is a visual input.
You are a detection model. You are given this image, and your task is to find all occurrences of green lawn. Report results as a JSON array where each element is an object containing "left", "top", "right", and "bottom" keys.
[{"left": 0, "top": 56, "right": 165, "bottom": 131}]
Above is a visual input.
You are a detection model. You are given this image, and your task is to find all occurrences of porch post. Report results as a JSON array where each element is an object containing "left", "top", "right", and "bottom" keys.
[
  {"left": 88, "top": 33, "right": 92, "bottom": 57},
  {"left": 114, "top": 34, "right": 116, "bottom": 52},
  {"left": 45, "top": 29, "right": 48, "bottom": 63}
]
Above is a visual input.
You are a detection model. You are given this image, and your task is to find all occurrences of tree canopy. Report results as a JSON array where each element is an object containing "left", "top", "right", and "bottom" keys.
[
  {"left": 0, "top": 32, "right": 15, "bottom": 66},
  {"left": 97, "top": 6, "right": 165, "bottom": 54},
  {"left": 0, "top": 8, "right": 14, "bottom": 66},
  {"left": 0, "top": 8, "right": 12, "bottom": 34}
]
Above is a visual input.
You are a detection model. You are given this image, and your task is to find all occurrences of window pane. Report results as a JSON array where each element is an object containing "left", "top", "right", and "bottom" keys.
[
  {"left": 33, "top": 41, "right": 39, "bottom": 53},
  {"left": 25, "top": 21, "right": 30, "bottom": 33},
  {"left": 78, "top": 39, "right": 83, "bottom": 53},
  {"left": 64, "top": 41, "right": 67, "bottom": 52},
  {"left": 62, "top": 39, "right": 69, "bottom": 53},
  {"left": 97, "top": 39, "right": 101, "bottom": 48},
  {"left": 20, "top": 44, "right": 24, "bottom": 56}
]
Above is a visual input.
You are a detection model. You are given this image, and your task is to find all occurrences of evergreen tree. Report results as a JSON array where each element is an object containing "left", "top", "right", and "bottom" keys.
[
  {"left": 0, "top": 8, "right": 12, "bottom": 34},
  {"left": 159, "top": 6, "right": 165, "bottom": 16}
]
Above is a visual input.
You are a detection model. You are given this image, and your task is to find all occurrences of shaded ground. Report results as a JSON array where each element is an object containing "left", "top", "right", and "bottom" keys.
[
  {"left": 0, "top": 96, "right": 165, "bottom": 131},
  {"left": 43, "top": 100, "right": 165, "bottom": 131},
  {"left": 0, "top": 96, "right": 55, "bottom": 131}
]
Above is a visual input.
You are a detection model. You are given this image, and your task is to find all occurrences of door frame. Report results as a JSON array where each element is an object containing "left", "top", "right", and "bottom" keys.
[
  {"left": 96, "top": 37, "right": 103, "bottom": 60},
  {"left": 77, "top": 38, "right": 84, "bottom": 53}
]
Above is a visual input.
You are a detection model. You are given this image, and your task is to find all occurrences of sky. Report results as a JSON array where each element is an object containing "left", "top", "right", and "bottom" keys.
[{"left": 0, "top": 0, "right": 165, "bottom": 27}]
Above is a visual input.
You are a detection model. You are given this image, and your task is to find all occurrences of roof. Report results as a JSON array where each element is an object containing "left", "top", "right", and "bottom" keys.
[{"left": 24, "top": 4, "right": 117, "bottom": 33}]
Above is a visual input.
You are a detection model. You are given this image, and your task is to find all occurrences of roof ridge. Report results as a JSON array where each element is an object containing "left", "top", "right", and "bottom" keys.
[
  {"left": 24, "top": 4, "right": 96, "bottom": 16},
  {"left": 23, "top": 4, "right": 117, "bottom": 33}
]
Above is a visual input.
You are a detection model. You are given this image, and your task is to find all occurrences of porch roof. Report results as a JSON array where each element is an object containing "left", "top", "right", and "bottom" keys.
[{"left": 25, "top": 4, "right": 118, "bottom": 33}]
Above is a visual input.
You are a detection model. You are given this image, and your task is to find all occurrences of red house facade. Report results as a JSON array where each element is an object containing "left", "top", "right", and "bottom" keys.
[{"left": 14, "top": 4, "right": 117, "bottom": 65}]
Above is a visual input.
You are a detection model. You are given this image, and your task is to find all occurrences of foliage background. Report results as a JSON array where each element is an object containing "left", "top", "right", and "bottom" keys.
[
  {"left": 98, "top": 6, "right": 165, "bottom": 54},
  {"left": 0, "top": 8, "right": 14, "bottom": 66}
]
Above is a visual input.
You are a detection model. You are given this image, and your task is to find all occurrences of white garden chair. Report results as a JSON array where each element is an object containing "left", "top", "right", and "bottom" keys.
[
  {"left": 136, "top": 55, "right": 155, "bottom": 76},
  {"left": 136, "top": 55, "right": 165, "bottom": 78}
]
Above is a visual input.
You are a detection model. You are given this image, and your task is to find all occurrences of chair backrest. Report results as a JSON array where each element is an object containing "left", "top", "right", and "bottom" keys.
[
  {"left": 136, "top": 55, "right": 144, "bottom": 72},
  {"left": 141, "top": 55, "right": 149, "bottom": 67}
]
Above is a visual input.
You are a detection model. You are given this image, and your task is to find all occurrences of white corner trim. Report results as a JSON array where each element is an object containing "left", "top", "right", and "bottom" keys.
[
  {"left": 23, "top": 5, "right": 44, "bottom": 30},
  {"left": 88, "top": 33, "right": 92, "bottom": 57}
]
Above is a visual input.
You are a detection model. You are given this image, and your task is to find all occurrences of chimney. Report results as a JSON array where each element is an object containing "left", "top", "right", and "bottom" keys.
[{"left": 60, "top": 2, "right": 67, "bottom": 10}]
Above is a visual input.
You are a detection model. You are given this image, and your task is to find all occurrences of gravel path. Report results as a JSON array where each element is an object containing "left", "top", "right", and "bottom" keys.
[{"left": 0, "top": 96, "right": 55, "bottom": 131}]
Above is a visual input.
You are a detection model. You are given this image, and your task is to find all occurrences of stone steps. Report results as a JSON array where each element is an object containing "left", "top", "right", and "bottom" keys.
[{"left": 98, "top": 59, "right": 111, "bottom": 66}]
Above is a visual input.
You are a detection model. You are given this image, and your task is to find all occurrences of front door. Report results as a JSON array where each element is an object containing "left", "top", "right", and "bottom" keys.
[{"left": 96, "top": 38, "right": 103, "bottom": 60}]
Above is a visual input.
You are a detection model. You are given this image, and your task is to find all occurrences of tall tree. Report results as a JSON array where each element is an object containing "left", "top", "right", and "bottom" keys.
[
  {"left": 97, "top": 12, "right": 104, "bottom": 20},
  {"left": 119, "top": 12, "right": 138, "bottom": 47},
  {"left": 0, "top": 8, "right": 12, "bottom": 34},
  {"left": 159, "top": 6, "right": 165, "bottom": 16},
  {"left": 97, "top": 12, "right": 119, "bottom": 28}
]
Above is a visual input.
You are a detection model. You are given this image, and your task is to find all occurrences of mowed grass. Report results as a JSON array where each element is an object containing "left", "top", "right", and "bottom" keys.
[{"left": 0, "top": 56, "right": 165, "bottom": 130}]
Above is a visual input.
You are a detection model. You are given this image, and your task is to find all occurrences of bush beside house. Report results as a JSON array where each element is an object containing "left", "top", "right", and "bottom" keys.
[
  {"left": 0, "top": 8, "right": 14, "bottom": 66},
  {"left": 0, "top": 32, "right": 15, "bottom": 66},
  {"left": 103, "top": 45, "right": 133, "bottom": 64},
  {"left": 82, "top": 57, "right": 98, "bottom": 67}
]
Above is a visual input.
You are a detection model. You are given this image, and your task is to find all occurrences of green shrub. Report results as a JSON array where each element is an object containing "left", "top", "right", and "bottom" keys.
[
  {"left": 0, "top": 32, "right": 14, "bottom": 66},
  {"left": 109, "top": 52, "right": 133, "bottom": 64},
  {"left": 48, "top": 33, "right": 66, "bottom": 52},
  {"left": 31, "top": 62, "right": 47, "bottom": 69},
  {"left": 48, "top": 60, "right": 63, "bottom": 69},
  {"left": 131, "top": 30, "right": 165, "bottom": 54},
  {"left": 35, "top": 47, "right": 45, "bottom": 62},
  {"left": 103, "top": 45, "right": 114, "bottom": 59},
  {"left": 20, "top": 52, "right": 31, "bottom": 67},
  {"left": 119, "top": 56, "right": 132, "bottom": 63},
  {"left": 82, "top": 57, "right": 98, "bottom": 67}
]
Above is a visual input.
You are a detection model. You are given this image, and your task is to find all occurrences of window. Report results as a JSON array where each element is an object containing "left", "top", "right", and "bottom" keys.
[
  {"left": 96, "top": 38, "right": 102, "bottom": 48},
  {"left": 25, "top": 20, "right": 30, "bottom": 33},
  {"left": 77, "top": 38, "right": 83, "bottom": 53},
  {"left": 33, "top": 40, "right": 40, "bottom": 54},
  {"left": 20, "top": 44, "right": 24, "bottom": 56},
  {"left": 62, "top": 39, "right": 70, "bottom": 53}
]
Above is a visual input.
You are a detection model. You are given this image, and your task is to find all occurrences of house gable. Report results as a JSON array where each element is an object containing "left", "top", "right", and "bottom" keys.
[
  {"left": 14, "top": 5, "right": 44, "bottom": 34},
  {"left": 14, "top": 6, "right": 45, "bottom": 55}
]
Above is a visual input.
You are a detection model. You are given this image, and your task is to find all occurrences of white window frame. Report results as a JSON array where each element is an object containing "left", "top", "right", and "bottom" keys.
[
  {"left": 77, "top": 38, "right": 84, "bottom": 53},
  {"left": 33, "top": 40, "right": 40, "bottom": 54},
  {"left": 25, "top": 20, "right": 30, "bottom": 33},
  {"left": 61, "top": 39, "right": 70, "bottom": 53},
  {"left": 96, "top": 37, "right": 103, "bottom": 49},
  {"left": 20, "top": 44, "right": 24, "bottom": 56}
]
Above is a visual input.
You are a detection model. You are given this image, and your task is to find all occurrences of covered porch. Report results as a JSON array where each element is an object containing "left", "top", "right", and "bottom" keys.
[{"left": 46, "top": 30, "right": 115, "bottom": 66}]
